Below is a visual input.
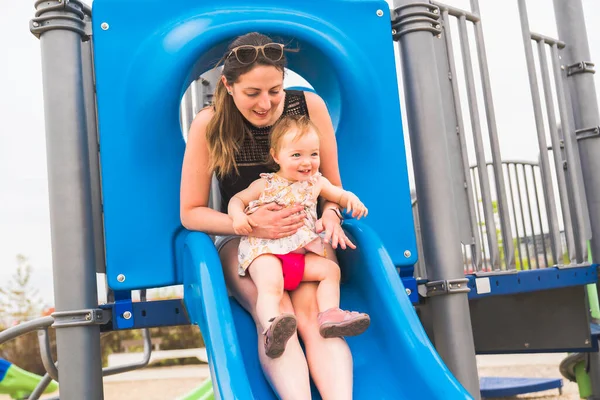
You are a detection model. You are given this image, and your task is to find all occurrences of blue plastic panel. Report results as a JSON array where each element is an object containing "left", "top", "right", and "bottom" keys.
[
  {"left": 92, "top": 0, "right": 417, "bottom": 290},
  {"left": 182, "top": 221, "right": 471, "bottom": 399},
  {"left": 465, "top": 265, "right": 598, "bottom": 299},
  {"left": 100, "top": 299, "right": 191, "bottom": 331},
  {"left": 480, "top": 377, "right": 562, "bottom": 398}
]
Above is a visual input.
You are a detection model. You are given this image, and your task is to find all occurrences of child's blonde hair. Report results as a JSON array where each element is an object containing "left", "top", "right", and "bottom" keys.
[{"left": 268, "top": 115, "right": 321, "bottom": 169}]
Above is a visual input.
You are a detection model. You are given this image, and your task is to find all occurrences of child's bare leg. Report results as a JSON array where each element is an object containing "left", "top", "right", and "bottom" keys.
[
  {"left": 303, "top": 253, "right": 370, "bottom": 338},
  {"left": 248, "top": 254, "right": 287, "bottom": 330},
  {"left": 302, "top": 253, "right": 341, "bottom": 312},
  {"left": 248, "top": 254, "right": 297, "bottom": 358}
]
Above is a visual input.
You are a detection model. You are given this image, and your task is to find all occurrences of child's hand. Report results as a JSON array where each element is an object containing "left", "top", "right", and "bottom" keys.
[
  {"left": 233, "top": 215, "right": 256, "bottom": 235},
  {"left": 345, "top": 193, "right": 368, "bottom": 219}
]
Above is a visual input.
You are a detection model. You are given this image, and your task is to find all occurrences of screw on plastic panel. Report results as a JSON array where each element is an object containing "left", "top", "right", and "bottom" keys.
[
  {"left": 404, "top": 250, "right": 412, "bottom": 258},
  {"left": 376, "top": 9, "right": 384, "bottom": 17},
  {"left": 101, "top": 22, "right": 109, "bottom": 30},
  {"left": 123, "top": 311, "right": 132, "bottom": 320},
  {"left": 117, "top": 274, "right": 125, "bottom": 282},
  {"left": 405, "top": 288, "right": 412, "bottom": 296}
]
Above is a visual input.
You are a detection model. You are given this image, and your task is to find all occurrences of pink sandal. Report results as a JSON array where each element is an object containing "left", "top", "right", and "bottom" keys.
[
  {"left": 318, "top": 308, "right": 370, "bottom": 338},
  {"left": 263, "top": 313, "right": 297, "bottom": 358}
]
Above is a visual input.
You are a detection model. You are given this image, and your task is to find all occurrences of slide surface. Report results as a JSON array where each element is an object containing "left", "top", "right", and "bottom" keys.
[{"left": 182, "top": 221, "right": 473, "bottom": 399}]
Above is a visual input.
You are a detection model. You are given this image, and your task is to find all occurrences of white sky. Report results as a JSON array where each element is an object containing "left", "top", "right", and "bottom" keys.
[{"left": 1, "top": 0, "right": 600, "bottom": 306}]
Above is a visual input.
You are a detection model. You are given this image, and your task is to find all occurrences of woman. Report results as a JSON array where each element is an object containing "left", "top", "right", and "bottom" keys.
[{"left": 180, "top": 32, "right": 354, "bottom": 399}]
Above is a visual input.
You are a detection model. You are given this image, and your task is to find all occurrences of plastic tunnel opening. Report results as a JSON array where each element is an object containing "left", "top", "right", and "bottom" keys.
[{"left": 177, "top": 36, "right": 343, "bottom": 141}]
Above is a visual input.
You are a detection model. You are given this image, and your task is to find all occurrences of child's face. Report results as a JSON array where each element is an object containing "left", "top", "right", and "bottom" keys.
[{"left": 272, "top": 128, "right": 320, "bottom": 181}]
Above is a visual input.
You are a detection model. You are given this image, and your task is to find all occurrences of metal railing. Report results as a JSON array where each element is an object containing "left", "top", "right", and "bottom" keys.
[{"left": 411, "top": 1, "right": 591, "bottom": 279}]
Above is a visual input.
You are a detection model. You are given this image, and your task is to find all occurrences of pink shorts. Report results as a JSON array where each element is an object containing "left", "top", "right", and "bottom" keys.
[{"left": 274, "top": 253, "right": 306, "bottom": 291}]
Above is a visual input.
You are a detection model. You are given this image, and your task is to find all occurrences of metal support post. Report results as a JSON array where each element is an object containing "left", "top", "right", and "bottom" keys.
[
  {"left": 554, "top": 0, "right": 600, "bottom": 398},
  {"left": 30, "top": 1, "right": 104, "bottom": 399},
  {"left": 392, "top": 2, "right": 480, "bottom": 397}
]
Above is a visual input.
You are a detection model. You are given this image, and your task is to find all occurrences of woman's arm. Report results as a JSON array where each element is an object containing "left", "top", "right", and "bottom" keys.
[{"left": 180, "top": 109, "right": 237, "bottom": 235}]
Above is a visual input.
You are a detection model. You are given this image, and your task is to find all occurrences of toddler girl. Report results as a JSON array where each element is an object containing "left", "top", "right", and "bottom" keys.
[{"left": 228, "top": 115, "right": 370, "bottom": 358}]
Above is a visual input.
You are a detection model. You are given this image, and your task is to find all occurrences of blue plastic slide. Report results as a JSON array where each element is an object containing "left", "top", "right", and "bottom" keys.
[{"left": 182, "top": 220, "right": 473, "bottom": 399}]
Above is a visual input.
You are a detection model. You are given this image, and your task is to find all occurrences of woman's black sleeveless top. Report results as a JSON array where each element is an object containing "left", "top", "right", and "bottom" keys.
[{"left": 217, "top": 90, "right": 309, "bottom": 212}]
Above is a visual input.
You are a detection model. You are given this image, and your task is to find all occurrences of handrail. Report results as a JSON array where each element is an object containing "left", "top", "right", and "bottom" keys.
[
  {"left": 2, "top": 289, "right": 155, "bottom": 396},
  {"left": 38, "top": 328, "right": 59, "bottom": 380},
  {"left": 0, "top": 316, "right": 53, "bottom": 344}
]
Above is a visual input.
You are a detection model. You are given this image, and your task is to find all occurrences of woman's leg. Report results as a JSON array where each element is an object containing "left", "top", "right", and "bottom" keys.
[
  {"left": 219, "top": 239, "right": 311, "bottom": 399},
  {"left": 291, "top": 246, "right": 353, "bottom": 400}
]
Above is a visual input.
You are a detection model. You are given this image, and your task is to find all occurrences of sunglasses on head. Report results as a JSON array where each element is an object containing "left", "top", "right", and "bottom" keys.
[{"left": 227, "top": 43, "right": 285, "bottom": 65}]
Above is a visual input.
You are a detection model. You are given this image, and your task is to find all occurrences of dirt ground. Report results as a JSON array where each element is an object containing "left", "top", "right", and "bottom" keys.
[{"left": 0, "top": 358, "right": 585, "bottom": 400}]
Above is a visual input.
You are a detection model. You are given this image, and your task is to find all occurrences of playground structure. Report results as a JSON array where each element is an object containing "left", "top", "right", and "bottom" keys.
[
  {"left": 1, "top": 0, "right": 600, "bottom": 399},
  {"left": 0, "top": 358, "right": 58, "bottom": 400}
]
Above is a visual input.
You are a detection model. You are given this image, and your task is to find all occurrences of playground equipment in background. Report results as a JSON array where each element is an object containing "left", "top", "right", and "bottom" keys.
[
  {"left": 0, "top": 358, "right": 58, "bottom": 400},
  {"left": 176, "top": 378, "right": 214, "bottom": 400},
  {"left": 0, "top": 0, "right": 599, "bottom": 399}
]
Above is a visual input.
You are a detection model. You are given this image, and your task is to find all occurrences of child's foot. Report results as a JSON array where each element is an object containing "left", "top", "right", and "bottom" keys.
[
  {"left": 263, "top": 313, "right": 297, "bottom": 358},
  {"left": 318, "top": 307, "right": 370, "bottom": 338}
]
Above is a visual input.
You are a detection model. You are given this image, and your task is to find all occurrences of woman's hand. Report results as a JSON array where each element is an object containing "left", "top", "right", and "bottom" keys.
[
  {"left": 249, "top": 203, "right": 306, "bottom": 239},
  {"left": 317, "top": 208, "right": 356, "bottom": 250}
]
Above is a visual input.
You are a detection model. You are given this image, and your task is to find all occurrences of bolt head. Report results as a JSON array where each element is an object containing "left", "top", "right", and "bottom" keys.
[
  {"left": 392, "top": 29, "right": 397, "bottom": 35},
  {"left": 117, "top": 274, "right": 125, "bottom": 282},
  {"left": 404, "top": 250, "right": 412, "bottom": 258},
  {"left": 123, "top": 311, "right": 132, "bottom": 320},
  {"left": 376, "top": 9, "right": 384, "bottom": 17},
  {"left": 405, "top": 288, "right": 412, "bottom": 296},
  {"left": 32, "top": 21, "right": 40, "bottom": 27},
  {"left": 101, "top": 22, "right": 109, "bottom": 30}
]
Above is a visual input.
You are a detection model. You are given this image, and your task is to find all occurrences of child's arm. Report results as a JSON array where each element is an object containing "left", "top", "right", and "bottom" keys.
[
  {"left": 228, "top": 178, "right": 267, "bottom": 235},
  {"left": 318, "top": 176, "right": 368, "bottom": 219}
]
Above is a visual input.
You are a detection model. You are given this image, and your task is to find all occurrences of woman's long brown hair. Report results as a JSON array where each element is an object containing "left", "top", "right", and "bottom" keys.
[{"left": 206, "top": 32, "right": 288, "bottom": 178}]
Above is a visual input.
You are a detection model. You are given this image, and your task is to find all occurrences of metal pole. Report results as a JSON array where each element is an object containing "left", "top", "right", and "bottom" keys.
[
  {"left": 470, "top": 0, "right": 515, "bottom": 269},
  {"left": 535, "top": 39, "right": 575, "bottom": 265},
  {"left": 81, "top": 22, "right": 107, "bottom": 275},
  {"left": 457, "top": 15, "right": 500, "bottom": 270},
  {"left": 529, "top": 165, "right": 549, "bottom": 267},
  {"left": 506, "top": 163, "right": 525, "bottom": 268},
  {"left": 554, "top": 0, "right": 600, "bottom": 396},
  {"left": 514, "top": 164, "right": 533, "bottom": 268},
  {"left": 516, "top": 0, "right": 562, "bottom": 269},
  {"left": 392, "top": 2, "right": 480, "bottom": 397},
  {"left": 30, "top": 1, "right": 104, "bottom": 398},
  {"left": 439, "top": 9, "right": 482, "bottom": 271},
  {"left": 551, "top": 43, "right": 592, "bottom": 263}
]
